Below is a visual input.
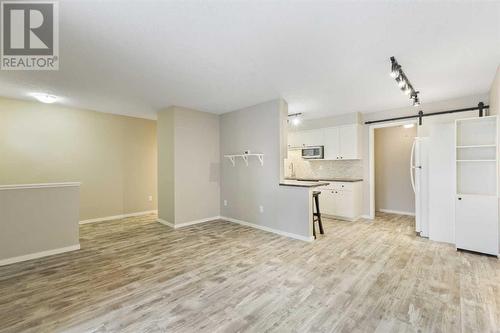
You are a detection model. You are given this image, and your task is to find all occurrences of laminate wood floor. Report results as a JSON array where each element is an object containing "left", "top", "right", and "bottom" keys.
[{"left": 1, "top": 213, "right": 499, "bottom": 333}]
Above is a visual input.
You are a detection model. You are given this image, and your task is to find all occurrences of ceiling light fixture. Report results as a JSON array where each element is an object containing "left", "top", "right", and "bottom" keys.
[
  {"left": 288, "top": 112, "right": 302, "bottom": 126},
  {"left": 31, "top": 93, "right": 58, "bottom": 104},
  {"left": 389, "top": 56, "right": 421, "bottom": 107}
]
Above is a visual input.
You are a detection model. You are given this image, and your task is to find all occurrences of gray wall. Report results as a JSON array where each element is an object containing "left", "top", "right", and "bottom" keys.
[
  {"left": 0, "top": 184, "right": 80, "bottom": 263},
  {"left": 174, "top": 107, "right": 220, "bottom": 223},
  {"left": 157, "top": 106, "right": 220, "bottom": 225},
  {"left": 157, "top": 107, "right": 175, "bottom": 223},
  {"left": 375, "top": 125, "right": 416, "bottom": 214},
  {"left": 220, "top": 99, "right": 311, "bottom": 238}
]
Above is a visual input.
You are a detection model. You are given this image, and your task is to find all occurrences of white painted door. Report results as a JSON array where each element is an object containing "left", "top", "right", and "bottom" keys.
[
  {"left": 455, "top": 195, "right": 498, "bottom": 255},
  {"left": 323, "top": 127, "right": 339, "bottom": 160}
]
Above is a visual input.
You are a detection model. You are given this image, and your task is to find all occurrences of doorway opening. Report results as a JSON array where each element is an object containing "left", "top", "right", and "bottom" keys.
[{"left": 368, "top": 120, "right": 417, "bottom": 219}]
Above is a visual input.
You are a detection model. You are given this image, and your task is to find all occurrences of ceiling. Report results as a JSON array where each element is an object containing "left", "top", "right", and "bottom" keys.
[{"left": 1, "top": 0, "right": 499, "bottom": 120}]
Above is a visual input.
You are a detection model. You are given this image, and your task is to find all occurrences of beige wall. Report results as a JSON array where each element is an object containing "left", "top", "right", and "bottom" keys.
[
  {"left": 0, "top": 97, "right": 157, "bottom": 220},
  {"left": 157, "top": 106, "right": 220, "bottom": 225},
  {"left": 0, "top": 184, "right": 80, "bottom": 263},
  {"left": 374, "top": 125, "right": 416, "bottom": 214}
]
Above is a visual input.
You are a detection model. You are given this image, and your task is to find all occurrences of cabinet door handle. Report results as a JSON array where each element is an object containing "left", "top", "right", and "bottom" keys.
[{"left": 458, "top": 197, "right": 462, "bottom": 200}]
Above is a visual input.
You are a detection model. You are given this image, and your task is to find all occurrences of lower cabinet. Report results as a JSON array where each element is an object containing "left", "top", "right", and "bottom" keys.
[
  {"left": 455, "top": 195, "right": 498, "bottom": 256},
  {"left": 318, "top": 182, "right": 362, "bottom": 221}
]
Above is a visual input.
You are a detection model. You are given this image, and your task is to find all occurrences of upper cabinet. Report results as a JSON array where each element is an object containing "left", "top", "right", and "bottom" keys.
[
  {"left": 288, "top": 129, "right": 324, "bottom": 148},
  {"left": 288, "top": 124, "right": 362, "bottom": 160}
]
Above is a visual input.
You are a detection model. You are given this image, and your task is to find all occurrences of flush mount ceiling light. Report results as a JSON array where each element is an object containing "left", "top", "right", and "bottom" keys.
[
  {"left": 389, "top": 56, "right": 421, "bottom": 107},
  {"left": 288, "top": 112, "right": 302, "bottom": 126},
  {"left": 31, "top": 93, "right": 58, "bottom": 104}
]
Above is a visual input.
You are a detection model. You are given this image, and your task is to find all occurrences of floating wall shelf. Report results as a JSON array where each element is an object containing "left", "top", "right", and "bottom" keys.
[{"left": 224, "top": 154, "right": 264, "bottom": 166}]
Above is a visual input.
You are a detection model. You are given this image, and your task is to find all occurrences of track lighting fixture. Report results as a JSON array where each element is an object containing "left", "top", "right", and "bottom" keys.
[
  {"left": 288, "top": 112, "right": 302, "bottom": 126},
  {"left": 389, "top": 56, "right": 421, "bottom": 106},
  {"left": 390, "top": 60, "right": 401, "bottom": 78}
]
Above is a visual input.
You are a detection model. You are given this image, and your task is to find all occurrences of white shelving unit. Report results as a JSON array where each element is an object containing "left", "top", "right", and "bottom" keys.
[
  {"left": 455, "top": 116, "right": 499, "bottom": 256},
  {"left": 224, "top": 153, "right": 264, "bottom": 166}
]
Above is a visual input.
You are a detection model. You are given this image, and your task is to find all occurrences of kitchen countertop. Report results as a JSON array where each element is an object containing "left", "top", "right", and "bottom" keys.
[
  {"left": 285, "top": 177, "right": 363, "bottom": 183},
  {"left": 279, "top": 180, "right": 330, "bottom": 188}
]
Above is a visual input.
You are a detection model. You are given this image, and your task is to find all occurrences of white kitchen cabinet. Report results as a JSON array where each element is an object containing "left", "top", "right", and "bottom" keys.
[
  {"left": 323, "top": 127, "right": 340, "bottom": 160},
  {"left": 288, "top": 131, "right": 300, "bottom": 148},
  {"left": 338, "top": 124, "right": 362, "bottom": 160},
  {"left": 455, "top": 195, "right": 498, "bottom": 255},
  {"left": 288, "top": 124, "right": 361, "bottom": 159},
  {"left": 322, "top": 124, "right": 362, "bottom": 160},
  {"left": 318, "top": 181, "right": 362, "bottom": 221},
  {"left": 288, "top": 129, "right": 324, "bottom": 148}
]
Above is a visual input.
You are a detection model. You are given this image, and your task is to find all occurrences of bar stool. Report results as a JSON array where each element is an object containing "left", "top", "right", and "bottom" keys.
[{"left": 312, "top": 191, "right": 324, "bottom": 239}]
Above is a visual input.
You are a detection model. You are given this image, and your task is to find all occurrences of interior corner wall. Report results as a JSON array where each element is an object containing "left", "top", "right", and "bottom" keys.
[
  {"left": 157, "top": 106, "right": 220, "bottom": 225},
  {"left": 374, "top": 125, "right": 416, "bottom": 214},
  {"left": 174, "top": 107, "right": 220, "bottom": 224},
  {"left": 157, "top": 107, "right": 175, "bottom": 223},
  {"left": 219, "top": 99, "right": 311, "bottom": 239}
]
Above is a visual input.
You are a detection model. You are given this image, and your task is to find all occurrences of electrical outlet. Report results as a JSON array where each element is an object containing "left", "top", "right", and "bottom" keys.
[
  {"left": 259, "top": 205, "right": 264, "bottom": 213},
  {"left": 224, "top": 200, "right": 228, "bottom": 206},
  {"left": 148, "top": 195, "right": 153, "bottom": 202}
]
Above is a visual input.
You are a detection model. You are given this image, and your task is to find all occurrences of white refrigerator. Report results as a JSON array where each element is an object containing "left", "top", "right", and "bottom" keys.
[
  {"left": 410, "top": 136, "right": 429, "bottom": 237},
  {"left": 411, "top": 111, "right": 478, "bottom": 243}
]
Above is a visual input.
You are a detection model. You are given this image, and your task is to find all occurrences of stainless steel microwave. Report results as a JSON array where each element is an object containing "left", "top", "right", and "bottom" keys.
[{"left": 302, "top": 146, "right": 324, "bottom": 159}]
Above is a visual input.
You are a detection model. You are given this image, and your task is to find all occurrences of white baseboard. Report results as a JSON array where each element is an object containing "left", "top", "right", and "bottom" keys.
[
  {"left": 220, "top": 216, "right": 314, "bottom": 242},
  {"left": 175, "top": 216, "right": 221, "bottom": 228},
  {"left": 378, "top": 209, "right": 415, "bottom": 216},
  {"left": 80, "top": 210, "right": 157, "bottom": 224},
  {"left": 0, "top": 244, "right": 80, "bottom": 267},
  {"left": 157, "top": 218, "right": 174, "bottom": 228},
  {"left": 157, "top": 216, "right": 221, "bottom": 229}
]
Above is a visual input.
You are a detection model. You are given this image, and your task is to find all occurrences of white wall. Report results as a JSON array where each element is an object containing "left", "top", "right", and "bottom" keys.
[
  {"left": 220, "top": 99, "right": 312, "bottom": 239},
  {"left": 490, "top": 65, "right": 500, "bottom": 115},
  {"left": 375, "top": 125, "right": 416, "bottom": 214}
]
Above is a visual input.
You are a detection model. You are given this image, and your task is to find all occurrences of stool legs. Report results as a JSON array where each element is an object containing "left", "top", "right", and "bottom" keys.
[{"left": 314, "top": 194, "right": 324, "bottom": 235}]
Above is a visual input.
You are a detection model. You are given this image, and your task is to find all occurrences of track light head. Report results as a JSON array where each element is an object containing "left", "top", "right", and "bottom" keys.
[
  {"left": 397, "top": 76, "right": 405, "bottom": 88},
  {"left": 413, "top": 98, "right": 421, "bottom": 107},
  {"left": 404, "top": 85, "right": 412, "bottom": 95}
]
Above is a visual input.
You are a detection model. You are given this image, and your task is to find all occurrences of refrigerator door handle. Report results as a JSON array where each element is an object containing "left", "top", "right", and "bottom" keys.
[{"left": 410, "top": 138, "right": 417, "bottom": 193}]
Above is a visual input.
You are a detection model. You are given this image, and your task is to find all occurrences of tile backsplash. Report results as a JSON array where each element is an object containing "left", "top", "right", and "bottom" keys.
[{"left": 284, "top": 150, "right": 363, "bottom": 179}]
